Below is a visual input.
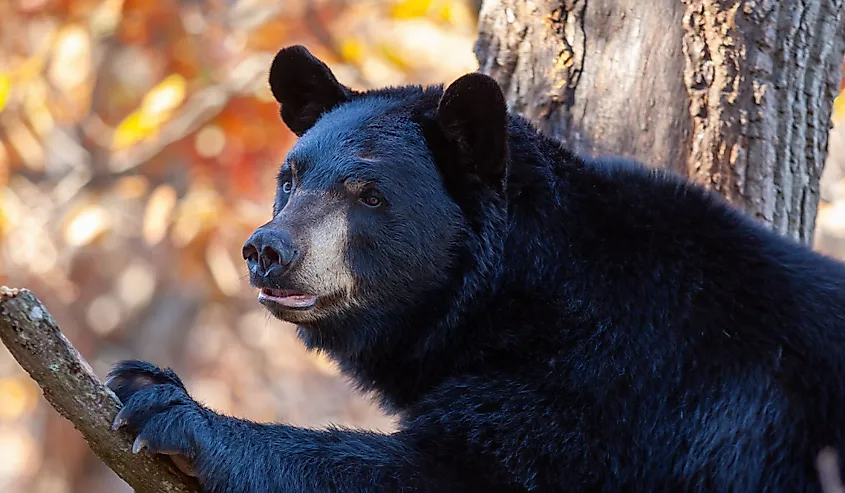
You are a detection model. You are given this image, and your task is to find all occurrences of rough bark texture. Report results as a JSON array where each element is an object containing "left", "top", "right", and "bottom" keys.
[
  {"left": 0, "top": 286, "right": 199, "bottom": 493},
  {"left": 475, "top": 0, "right": 845, "bottom": 243}
]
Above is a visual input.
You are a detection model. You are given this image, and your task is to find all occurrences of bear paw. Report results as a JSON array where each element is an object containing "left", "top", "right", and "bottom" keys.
[{"left": 106, "top": 360, "right": 209, "bottom": 477}]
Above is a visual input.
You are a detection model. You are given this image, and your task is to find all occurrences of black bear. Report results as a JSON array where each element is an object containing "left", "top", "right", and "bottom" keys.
[{"left": 106, "top": 45, "right": 845, "bottom": 492}]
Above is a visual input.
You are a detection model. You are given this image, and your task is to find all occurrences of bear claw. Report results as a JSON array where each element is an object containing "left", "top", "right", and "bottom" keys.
[{"left": 132, "top": 436, "right": 149, "bottom": 454}]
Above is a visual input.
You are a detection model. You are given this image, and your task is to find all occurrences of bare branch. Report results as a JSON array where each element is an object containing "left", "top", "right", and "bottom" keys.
[{"left": 0, "top": 286, "right": 200, "bottom": 493}]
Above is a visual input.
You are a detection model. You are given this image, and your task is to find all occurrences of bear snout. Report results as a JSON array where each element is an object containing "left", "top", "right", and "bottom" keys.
[{"left": 242, "top": 227, "right": 300, "bottom": 280}]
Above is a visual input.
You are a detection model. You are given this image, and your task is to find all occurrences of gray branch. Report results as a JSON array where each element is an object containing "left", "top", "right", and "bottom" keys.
[{"left": 0, "top": 286, "right": 200, "bottom": 493}]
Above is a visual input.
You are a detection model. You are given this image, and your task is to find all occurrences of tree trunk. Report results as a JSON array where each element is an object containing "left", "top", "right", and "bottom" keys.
[{"left": 475, "top": 0, "right": 845, "bottom": 243}]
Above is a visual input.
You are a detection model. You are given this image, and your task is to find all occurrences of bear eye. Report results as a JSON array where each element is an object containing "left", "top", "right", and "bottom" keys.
[
  {"left": 360, "top": 190, "right": 383, "bottom": 208},
  {"left": 282, "top": 180, "right": 293, "bottom": 194}
]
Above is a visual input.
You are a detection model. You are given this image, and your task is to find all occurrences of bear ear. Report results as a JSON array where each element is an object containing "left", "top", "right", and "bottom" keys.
[
  {"left": 436, "top": 73, "right": 508, "bottom": 189},
  {"left": 269, "top": 45, "right": 353, "bottom": 136}
]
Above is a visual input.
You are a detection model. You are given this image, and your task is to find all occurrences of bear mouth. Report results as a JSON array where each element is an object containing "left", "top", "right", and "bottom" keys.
[{"left": 258, "top": 288, "right": 319, "bottom": 310}]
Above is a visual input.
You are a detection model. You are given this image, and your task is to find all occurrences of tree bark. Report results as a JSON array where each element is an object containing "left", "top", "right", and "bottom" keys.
[
  {"left": 0, "top": 286, "right": 199, "bottom": 493},
  {"left": 475, "top": 0, "right": 845, "bottom": 243}
]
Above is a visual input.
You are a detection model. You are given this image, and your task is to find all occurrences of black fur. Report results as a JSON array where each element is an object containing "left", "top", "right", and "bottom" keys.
[{"left": 107, "top": 45, "right": 845, "bottom": 492}]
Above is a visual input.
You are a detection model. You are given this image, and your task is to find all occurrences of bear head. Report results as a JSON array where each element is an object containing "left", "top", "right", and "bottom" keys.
[{"left": 243, "top": 45, "right": 510, "bottom": 355}]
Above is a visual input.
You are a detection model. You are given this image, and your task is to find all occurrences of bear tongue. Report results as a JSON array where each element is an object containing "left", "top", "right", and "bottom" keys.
[{"left": 260, "top": 288, "right": 318, "bottom": 308}]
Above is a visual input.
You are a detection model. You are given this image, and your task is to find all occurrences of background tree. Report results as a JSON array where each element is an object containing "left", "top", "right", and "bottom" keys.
[{"left": 475, "top": 0, "right": 845, "bottom": 242}]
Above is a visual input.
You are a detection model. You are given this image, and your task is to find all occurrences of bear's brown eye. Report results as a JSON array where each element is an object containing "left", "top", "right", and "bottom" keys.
[
  {"left": 282, "top": 181, "right": 293, "bottom": 194},
  {"left": 360, "top": 190, "right": 383, "bottom": 208}
]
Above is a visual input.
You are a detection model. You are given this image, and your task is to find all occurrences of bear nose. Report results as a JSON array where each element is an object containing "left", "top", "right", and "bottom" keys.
[{"left": 242, "top": 229, "right": 299, "bottom": 278}]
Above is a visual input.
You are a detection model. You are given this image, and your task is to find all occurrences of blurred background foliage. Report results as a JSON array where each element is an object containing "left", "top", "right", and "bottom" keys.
[
  {"left": 2, "top": 0, "right": 845, "bottom": 492},
  {"left": 0, "top": 0, "right": 479, "bottom": 491}
]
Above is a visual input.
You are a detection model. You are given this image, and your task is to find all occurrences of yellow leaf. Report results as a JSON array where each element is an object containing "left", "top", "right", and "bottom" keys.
[
  {"left": 140, "top": 73, "right": 187, "bottom": 117},
  {"left": 0, "top": 72, "right": 10, "bottom": 112},
  {"left": 112, "top": 110, "right": 150, "bottom": 149},
  {"left": 111, "top": 74, "right": 188, "bottom": 149},
  {"left": 834, "top": 92, "right": 845, "bottom": 124},
  {"left": 434, "top": 0, "right": 474, "bottom": 25},
  {"left": 339, "top": 38, "right": 366, "bottom": 65},
  {"left": 377, "top": 43, "right": 414, "bottom": 73},
  {"left": 390, "top": 0, "right": 433, "bottom": 19}
]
